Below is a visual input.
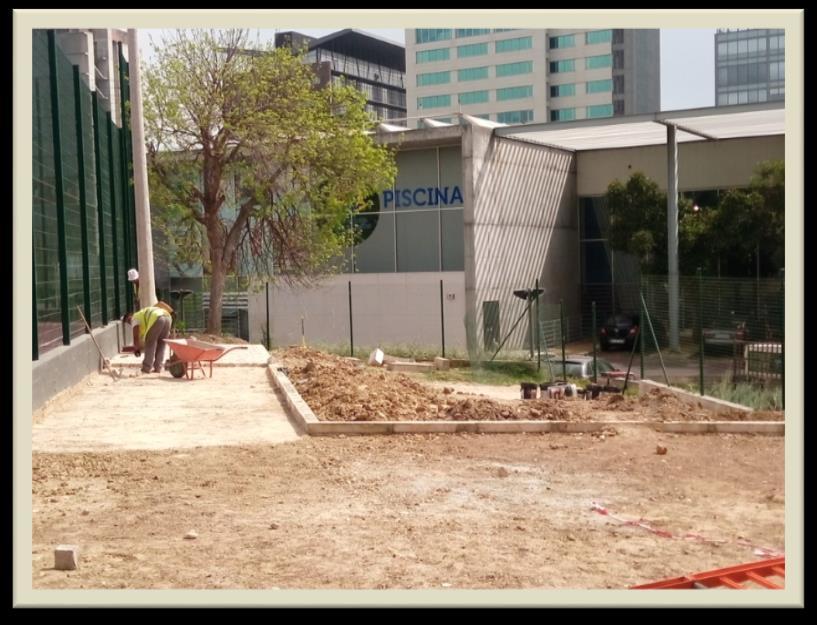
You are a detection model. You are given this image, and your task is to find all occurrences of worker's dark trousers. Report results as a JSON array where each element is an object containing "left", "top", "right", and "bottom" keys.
[{"left": 142, "top": 315, "right": 172, "bottom": 373}]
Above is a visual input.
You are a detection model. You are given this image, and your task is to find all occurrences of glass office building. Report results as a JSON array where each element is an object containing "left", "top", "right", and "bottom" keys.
[{"left": 715, "top": 29, "right": 785, "bottom": 106}]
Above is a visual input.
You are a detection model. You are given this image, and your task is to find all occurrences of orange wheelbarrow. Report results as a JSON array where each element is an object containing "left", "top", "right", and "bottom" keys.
[{"left": 163, "top": 338, "right": 248, "bottom": 379}]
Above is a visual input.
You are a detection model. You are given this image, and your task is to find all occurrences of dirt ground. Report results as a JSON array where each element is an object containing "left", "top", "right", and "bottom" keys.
[
  {"left": 278, "top": 347, "right": 782, "bottom": 423},
  {"left": 32, "top": 429, "right": 784, "bottom": 590}
]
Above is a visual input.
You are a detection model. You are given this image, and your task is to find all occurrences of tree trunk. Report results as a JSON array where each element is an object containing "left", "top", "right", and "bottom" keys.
[{"left": 207, "top": 262, "right": 226, "bottom": 335}]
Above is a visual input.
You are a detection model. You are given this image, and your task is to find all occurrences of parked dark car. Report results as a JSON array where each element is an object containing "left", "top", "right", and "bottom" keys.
[
  {"left": 600, "top": 313, "right": 666, "bottom": 351},
  {"left": 701, "top": 313, "right": 748, "bottom": 354}
]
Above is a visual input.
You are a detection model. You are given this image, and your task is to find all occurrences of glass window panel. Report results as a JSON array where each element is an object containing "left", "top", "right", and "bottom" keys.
[
  {"left": 495, "top": 60, "right": 533, "bottom": 77},
  {"left": 496, "top": 85, "right": 533, "bottom": 101},
  {"left": 718, "top": 93, "right": 728, "bottom": 105},
  {"left": 396, "top": 211, "right": 439, "bottom": 272},
  {"left": 550, "top": 108, "right": 576, "bottom": 122},
  {"left": 738, "top": 39, "right": 748, "bottom": 54},
  {"left": 495, "top": 36, "right": 532, "bottom": 53},
  {"left": 758, "top": 37, "right": 766, "bottom": 51},
  {"left": 416, "top": 48, "right": 450, "bottom": 64},
  {"left": 457, "top": 42, "right": 489, "bottom": 58},
  {"left": 496, "top": 109, "right": 533, "bottom": 124},
  {"left": 441, "top": 209, "right": 464, "bottom": 271},
  {"left": 549, "top": 59, "right": 575, "bottom": 73},
  {"left": 748, "top": 38, "right": 758, "bottom": 53},
  {"left": 549, "top": 34, "right": 575, "bottom": 49},
  {"left": 550, "top": 83, "right": 576, "bottom": 97},
  {"left": 458, "top": 90, "right": 490, "bottom": 105},
  {"left": 394, "top": 149, "right": 441, "bottom": 211},
  {"left": 718, "top": 42, "right": 727, "bottom": 56},
  {"left": 417, "top": 94, "right": 451, "bottom": 109},
  {"left": 458, "top": 66, "right": 489, "bottom": 81},
  {"left": 455, "top": 28, "right": 491, "bottom": 38},
  {"left": 417, "top": 71, "right": 451, "bottom": 87},
  {"left": 718, "top": 67, "right": 728, "bottom": 86},
  {"left": 416, "top": 29, "right": 453, "bottom": 44},
  {"left": 585, "top": 30, "right": 612, "bottom": 45},
  {"left": 728, "top": 40, "right": 738, "bottom": 54},
  {"left": 585, "top": 54, "right": 612, "bottom": 70},
  {"left": 738, "top": 91, "right": 748, "bottom": 104},
  {"left": 586, "top": 103, "right": 613, "bottom": 118},
  {"left": 353, "top": 212, "right": 395, "bottom": 273},
  {"left": 728, "top": 92, "right": 738, "bottom": 104},
  {"left": 586, "top": 78, "right": 613, "bottom": 93}
]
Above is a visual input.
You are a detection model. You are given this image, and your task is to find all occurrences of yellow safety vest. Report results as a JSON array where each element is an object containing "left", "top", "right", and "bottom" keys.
[{"left": 132, "top": 306, "right": 170, "bottom": 341}]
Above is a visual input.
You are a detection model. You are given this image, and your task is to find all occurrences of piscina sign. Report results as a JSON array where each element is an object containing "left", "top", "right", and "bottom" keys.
[{"left": 383, "top": 186, "right": 464, "bottom": 209}]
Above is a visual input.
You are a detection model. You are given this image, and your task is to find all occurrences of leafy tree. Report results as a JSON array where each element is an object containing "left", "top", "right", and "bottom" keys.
[
  {"left": 605, "top": 160, "right": 784, "bottom": 277},
  {"left": 144, "top": 29, "right": 397, "bottom": 333}
]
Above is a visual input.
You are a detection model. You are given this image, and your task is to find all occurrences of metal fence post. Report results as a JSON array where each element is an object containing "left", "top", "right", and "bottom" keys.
[
  {"left": 33, "top": 253, "right": 39, "bottom": 360},
  {"left": 47, "top": 31, "right": 71, "bottom": 346},
  {"left": 348, "top": 280, "right": 354, "bottom": 357},
  {"left": 91, "top": 92, "right": 108, "bottom": 325},
  {"left": 780, "top": 268, "right": 785, "bottom": 410},
  {"left": 73, "top": 65, "right": 93, "bottom": 329},
  {"left": 106, "top": 112, "right": 121, "bottom": 319},
  {"left": 639, "top": 277, "right": 645, "bottom": 380},
  {"left": 592, "top": 300, "right": 597, "bottom": 382},
  {"left": 560, "top": 298, "right": 566, "bottom": 381},
  {"left": 265, "top": 281, "right": 270, "bottom": 350},
  {"left": 698, "top": 267, "right": 705, "bottom": 396},
  {"left": 440, "top": 279, "right": 446, "bottom": 358},
  {"left": 535, "top": 278, "right": 541, "bottom": 371}
]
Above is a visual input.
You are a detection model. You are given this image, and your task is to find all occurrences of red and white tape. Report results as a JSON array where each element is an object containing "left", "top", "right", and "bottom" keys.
[{"left": 590, "top": 502, "right": 783, "bottom": 558}]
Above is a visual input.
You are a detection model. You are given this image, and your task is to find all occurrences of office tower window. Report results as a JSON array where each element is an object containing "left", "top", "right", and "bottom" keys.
[
  {"left": 549, "top": 59, "right": 576, "bottom": 73},
  {"left": 417, "top": 94, "right": 452, "bottom": 109},
  {"left": 586, "top": 29, "right": 613, "bottom": 45},
  {"left": 416, "top": 29, "right": 453, "bottom": 44},
  {"left": 587, "top": 103, "right": 614, "bottom": 118},
  {"left": 455, "top": 29, "right": 491, "bottom": 38},
  {"left": 495, "top": 60, "right": 533, "bottom": 77},
  {"left": 495, "top": 36, "right": 533, "bottom": 53},
  {"left": 496, "top": 85, "right": 533, "bottom": 101},
  {"left": 416, "top": 48, "right": 450, "bottom": 64},
  {"left": 550, "top": 108, "right": 576, "bottom": 122},
  {"left": 550, "top": 83, "right": 577, "bottom": 97},
  {"left": 458, "top": 66, "right": 490, "bottom": 81},
  {"left": 458, "top": 90, "right": 490, "bottom": 105},
  {"left": 549, "top": 34, "right": 575, "bottom": 49},
  {"left": 457, "top": 42, "right": 489, "bottom": 58},
  {"left": 586, "top": 78, "right": 613, "bottom": 93},
  {"left": 586, "top": 54, "right": 612, "bottom": 70},
  {"left": 497, "top": 109, "right": 534, "bottom": 124},
  {"left": 417, "top": 70, "right": 451, "bottom": 87}
]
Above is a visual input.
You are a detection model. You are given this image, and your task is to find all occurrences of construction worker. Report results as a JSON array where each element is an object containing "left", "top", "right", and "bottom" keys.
[{"left": 122, "top": 305, "right": 172, "bottom": 374}]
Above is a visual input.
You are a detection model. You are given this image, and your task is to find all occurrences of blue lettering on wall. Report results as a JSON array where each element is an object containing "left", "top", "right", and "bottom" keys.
[
  {"left": 413, "top": 188, "right": 427, "bottom": 206},
  {"left": 383, "top": 185, "right": 463, "bottom": 209}
]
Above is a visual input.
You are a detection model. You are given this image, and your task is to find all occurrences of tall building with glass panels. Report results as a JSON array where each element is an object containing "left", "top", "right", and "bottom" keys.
[
  {"left": 276, "top": 29, "right": 407, "bottom": 122},
  {"left": 406, "top": 28, "right": 659, "bottom": 125},
  {"left": 715, "top": 29, "right": 784, "bottom": 106}
]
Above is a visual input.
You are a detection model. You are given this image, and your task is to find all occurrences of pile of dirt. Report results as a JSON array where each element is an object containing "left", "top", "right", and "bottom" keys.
[
  {"left": 280, "top": 347, "right": 575, "bottom": 422},
  {"left": 277, "top": 348, "right": 781, "bottom": 423}
]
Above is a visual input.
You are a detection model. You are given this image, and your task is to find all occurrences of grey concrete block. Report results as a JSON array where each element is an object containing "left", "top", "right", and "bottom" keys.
[
  {"left": 434, "top": 357, "right": 450, "bottom": 371},
  {"left": 54, "top": 545, "right": 79, "bottom": 570},
  {"left": 386, "top": 362, "right": 434, "bottom": 373}
]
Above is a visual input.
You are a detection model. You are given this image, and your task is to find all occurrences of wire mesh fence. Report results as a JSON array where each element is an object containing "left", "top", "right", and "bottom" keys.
[{"left": 32, "top": 30, "right": 137, "bottom": 359}]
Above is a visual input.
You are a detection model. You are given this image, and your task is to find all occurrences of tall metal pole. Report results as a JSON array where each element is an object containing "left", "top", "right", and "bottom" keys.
[
  {"left": 535, "top": 279, "right": 541, "bottom": 371},
  {"left": 440, "top": 279, "right": 446, "bottom": 358},
  {"left": 560, "top": 298, "right": 566, "bottom": 381},
  {"left": 698, "top": 267, "right": 705, "bottom": 396},
  {"left": 126, "top": 29, "right": 156, "bottom": 308},
  {"left": 348, "top": 280, "right": 354, "bottom": 357},
  {"left": 265, "top": 282, "right": 271, "bottom": 350},
  {"left": 666, "top": 123, "right": 680, "bottom": 351},
  {"left": 592, "top": 300, "right": 597, "bottom": 382}
]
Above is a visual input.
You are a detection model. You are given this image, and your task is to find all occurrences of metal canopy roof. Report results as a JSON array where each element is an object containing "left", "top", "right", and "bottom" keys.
[{"left": 494, "top": 102, "right": 784, "bottom": 152}]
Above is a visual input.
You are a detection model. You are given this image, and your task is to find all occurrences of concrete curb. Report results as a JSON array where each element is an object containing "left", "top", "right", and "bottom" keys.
[
  {"left": 639, "top": 379, "right": 754, "bottom": 414},
  {"left": 267, "top": 365, "right": 783, "bottom": 437}
]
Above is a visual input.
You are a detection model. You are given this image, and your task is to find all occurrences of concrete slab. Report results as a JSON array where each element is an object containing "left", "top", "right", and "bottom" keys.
[
  {"left": 110, "top": 343, "right": 271, "bottom": 368},
  {"left": 386, "top": 362, "right": 434, "bottom": 373},
  {"left": 33, "top": 367, "right": 299, "bottom": 453}
]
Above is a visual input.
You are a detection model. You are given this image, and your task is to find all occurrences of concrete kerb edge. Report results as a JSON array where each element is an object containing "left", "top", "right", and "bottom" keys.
[
  {"left": 639, "top": 379, "right": 754, "bottom": 413},
  {"left": 266, "top": 365, "right": 783, "bottom": 436}
]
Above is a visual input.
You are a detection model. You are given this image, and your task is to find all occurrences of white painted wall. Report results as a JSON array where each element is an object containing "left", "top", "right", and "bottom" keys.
[
  {"left": 577, "top": 135, "right": 785, "bottom": 196},
  {"left": 248, "top": 272, "right": 467, "bottom": 354}
]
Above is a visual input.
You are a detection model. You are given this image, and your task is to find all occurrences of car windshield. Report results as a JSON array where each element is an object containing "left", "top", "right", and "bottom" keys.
[
  {"left": 595, "top": 360, "right": 616, "bottom": 373},
  {"left": 606, "top": 314, "right": 636, "bottom": 325},
  {"left": 553, "top": 362, "right": 584, "bottom": 377}
]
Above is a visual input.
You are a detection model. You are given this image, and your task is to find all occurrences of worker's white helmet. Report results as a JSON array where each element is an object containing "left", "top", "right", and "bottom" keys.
[{"left": 127, "top": 269, "right": 139, "bottom": 282}]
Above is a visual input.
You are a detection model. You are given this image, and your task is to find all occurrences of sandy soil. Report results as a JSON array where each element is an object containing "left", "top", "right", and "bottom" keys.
[
  {"left": 32, "top": 429, "right": 784, "bottom": 590},
  {"left": 279, "top": 348, "right": 783, "bottom": 423}
]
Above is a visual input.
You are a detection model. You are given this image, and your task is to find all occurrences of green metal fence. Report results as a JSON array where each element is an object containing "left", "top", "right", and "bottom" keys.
[{"left": 32, "top": 30, "right": 137, "bottom": 359}]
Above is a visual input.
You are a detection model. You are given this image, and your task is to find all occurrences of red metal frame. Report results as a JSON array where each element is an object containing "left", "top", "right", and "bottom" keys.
[{"left": 632, "top": 557, "right": 785, "bottom": 589}]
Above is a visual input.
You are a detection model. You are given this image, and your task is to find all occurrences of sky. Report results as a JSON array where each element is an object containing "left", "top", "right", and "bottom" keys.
[{"left": 139, "top": 28, "right": 716, "bottom": 111}]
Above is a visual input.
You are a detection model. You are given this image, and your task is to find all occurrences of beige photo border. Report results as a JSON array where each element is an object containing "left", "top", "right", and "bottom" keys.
[{"left": 14, "top": 8, "right": 804, "bottom": 608}]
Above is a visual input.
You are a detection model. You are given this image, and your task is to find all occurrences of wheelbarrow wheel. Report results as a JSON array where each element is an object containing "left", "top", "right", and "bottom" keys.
[{"left": 167, "top": 354, "right": 186, "bottom": 379}]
